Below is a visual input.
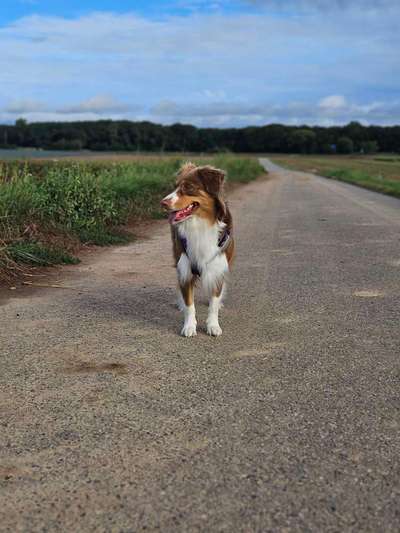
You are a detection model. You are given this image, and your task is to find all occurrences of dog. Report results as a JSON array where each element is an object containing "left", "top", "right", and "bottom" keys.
[{"left": 161, "top": 162, "right": 234, "bottom": 337}]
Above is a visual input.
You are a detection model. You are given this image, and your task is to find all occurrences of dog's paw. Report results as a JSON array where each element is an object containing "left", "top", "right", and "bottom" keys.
[
  {"left": 181, "top": 323, "right": 197, "bottom": 337},
  {"left": 207, "top": 323, "right": 222, "bottom": 337}
]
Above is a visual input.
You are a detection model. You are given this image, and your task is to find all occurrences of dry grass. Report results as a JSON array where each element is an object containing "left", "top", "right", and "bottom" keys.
[{"left": 0, "top": 239, "right": 28, "bottom": 282}]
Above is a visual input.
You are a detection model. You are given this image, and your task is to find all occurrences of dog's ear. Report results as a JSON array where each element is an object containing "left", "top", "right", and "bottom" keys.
[
  {"left": 176, "top": 161, "right": 197, "bottom": 182},
  {"left": 197, "top": 166, "right": 226, "bottom": 196},
  {"left": 197, "top": 166, "right": 227, "bottom": 220},
  {"left": 214, "top": 196, "right": 227, "bottom": 221}
]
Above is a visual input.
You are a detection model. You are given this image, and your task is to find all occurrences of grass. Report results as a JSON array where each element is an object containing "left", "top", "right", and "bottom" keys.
[
  {"left": 0, "top": 154, "right": 265, "bottom": 280},
  {"left": 269, "top": 154, "right": 400, "bottom": 198},
  {"left": 324, "top": 168, "right": 400, "bottom": 197},
  {"left": 373, "top": 156, "right": 400, "bottom": 163},
  {"left": 7, "top": 241, "right": 80, "bottom": 266}
]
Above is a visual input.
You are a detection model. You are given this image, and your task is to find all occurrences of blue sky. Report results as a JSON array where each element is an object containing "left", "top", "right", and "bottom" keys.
[
  {"left": 2, "top": 1, "right": 253, "bottom": 23},
  {"left": 0, "top": 0, "right": 399, "bottom": 126}
]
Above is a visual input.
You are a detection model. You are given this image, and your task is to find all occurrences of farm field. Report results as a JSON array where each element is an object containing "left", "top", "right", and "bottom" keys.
[
  {"left": 269, "top": 154, "right": 400, "bottom": 197},
  {"left": 0, "top": 154, "right": 265, "bottom": 281},
  {"left": 0, "top": 148, "right": 218, "bottom": 161}
]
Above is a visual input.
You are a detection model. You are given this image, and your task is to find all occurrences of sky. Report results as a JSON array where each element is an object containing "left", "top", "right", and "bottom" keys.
[{"left": 0, "top": 0, "right": 399, "bottom": 127}]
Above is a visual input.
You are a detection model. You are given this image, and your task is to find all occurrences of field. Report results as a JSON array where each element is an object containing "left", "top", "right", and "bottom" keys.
[
  {"left": 269, "top": 154, "right": 400, "bottom": 197},
  {"left": 0, "top": 154, "right": 265, "bottom": 281}
]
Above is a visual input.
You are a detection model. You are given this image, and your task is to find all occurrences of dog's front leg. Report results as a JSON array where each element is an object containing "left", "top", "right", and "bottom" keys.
[
  {"left": 179, "top": 280, "right": 197, "bottom": 337},
  {"left": 207, "top": 284, "right": 224, "bottom": 337}
]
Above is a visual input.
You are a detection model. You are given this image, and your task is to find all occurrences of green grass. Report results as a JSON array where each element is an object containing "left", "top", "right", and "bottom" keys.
[
  {"left": 207, "top": 154, "right": 264, "bottom": 184},
  {"left": 7, "top": 241, "right": 80, "bottom": 266},
  {"left": 373, "top": 156, "right": 400, "bottom": 163},
  {"left": 0, "top": 155, "right": 265, "bottom": 279},
  {"left": 269, "top": 154, "right": 400, "bottom": 199},
  {"left": 325, "top": 168, "right": 400, "bottom": 197}
]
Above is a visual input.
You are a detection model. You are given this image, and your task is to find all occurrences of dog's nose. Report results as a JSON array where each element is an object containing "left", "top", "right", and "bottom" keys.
[{"left": 160, "top": 198, "right": 170, "bottom": 209}]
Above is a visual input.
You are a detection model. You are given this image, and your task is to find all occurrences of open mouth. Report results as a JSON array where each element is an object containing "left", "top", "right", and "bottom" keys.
[{"left": 169, "top": 202, "right": 199, "bottom": 224}]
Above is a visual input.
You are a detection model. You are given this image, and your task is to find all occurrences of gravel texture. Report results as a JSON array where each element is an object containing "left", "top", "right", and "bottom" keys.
[{"left": 0, "top": 159, "right": 399, "bottom": 532}]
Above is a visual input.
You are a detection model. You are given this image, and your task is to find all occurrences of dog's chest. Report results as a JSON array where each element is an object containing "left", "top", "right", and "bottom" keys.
[{"left": 177, "top": 218, "right": 223, "bottom": 267}]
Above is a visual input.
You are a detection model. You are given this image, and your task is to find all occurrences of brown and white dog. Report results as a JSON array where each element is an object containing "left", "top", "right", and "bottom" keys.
[{"left": 161, "top": 162, "right": 234, "bottom": 337}]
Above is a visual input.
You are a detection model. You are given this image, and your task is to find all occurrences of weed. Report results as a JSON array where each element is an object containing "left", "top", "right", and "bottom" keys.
[{"left": 6, "top": 241, "right": 79, "bottom": 266}]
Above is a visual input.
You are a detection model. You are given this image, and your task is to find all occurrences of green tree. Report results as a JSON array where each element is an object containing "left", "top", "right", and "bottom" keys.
[
  {"left": 337, "top": 136, "right": 354, "bottom": 154},
  {"left": 360, "top": 141, "right": 378, "bottom": 154},
  {"left": 15, "top": 118, "right": 28, "bottom": 128},
  {"left": 288, "top": 129, "right": 317, "bottom": 154}
]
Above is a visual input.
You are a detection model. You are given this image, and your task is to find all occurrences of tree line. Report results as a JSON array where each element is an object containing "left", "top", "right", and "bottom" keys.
[{"left": 1, "top": 118, "right": 399, "bottom": 154}]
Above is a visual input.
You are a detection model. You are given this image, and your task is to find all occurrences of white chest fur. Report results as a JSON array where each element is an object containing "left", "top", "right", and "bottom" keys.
[{"left": 176, "top": 217, "right": 229, "bottom": 294}]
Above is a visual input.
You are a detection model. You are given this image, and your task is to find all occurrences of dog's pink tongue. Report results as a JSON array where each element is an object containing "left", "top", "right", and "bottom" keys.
[
  {"left": 169, "top": 209, "right": 184, "bottom": 223},
  {"left": 174, "top": 205, "right": 192, "bottom": 222}
]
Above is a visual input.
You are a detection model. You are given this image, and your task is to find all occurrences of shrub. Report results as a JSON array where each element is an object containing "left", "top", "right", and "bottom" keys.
[
  {"left": 360, "top": 141, "right": 379, "bottom": 154},
  {"left": 337, "top": 137, "right": 354, "bottom": 154},
  {"left": 38, "top": 165, "right": 119, "bottom": 232},
  {"left": 0, "top": 156, "right": 265, "bottom": 277}
]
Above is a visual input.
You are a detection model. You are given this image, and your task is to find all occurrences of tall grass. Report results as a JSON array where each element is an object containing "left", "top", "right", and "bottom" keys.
[
  {"left": 208, "top": 155, "right": 264, "bottom": 184},
  {"left": 0, "top": 155, "right": 265, "bottom": 280}
]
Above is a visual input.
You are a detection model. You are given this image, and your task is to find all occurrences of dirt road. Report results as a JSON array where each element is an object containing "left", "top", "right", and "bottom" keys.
[{"left": 1, "top": 159, "right": 399, "bottom": 532}]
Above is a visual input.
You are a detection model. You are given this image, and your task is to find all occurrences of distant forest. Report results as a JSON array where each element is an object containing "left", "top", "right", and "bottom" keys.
[{"left": 1, "top": 119, "right": 400, "bottom": 154}]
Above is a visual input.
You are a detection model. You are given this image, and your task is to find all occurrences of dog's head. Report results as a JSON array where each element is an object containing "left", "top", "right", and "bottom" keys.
[{"left": 161, "top": 162, "right": 226, "bottom": 225}]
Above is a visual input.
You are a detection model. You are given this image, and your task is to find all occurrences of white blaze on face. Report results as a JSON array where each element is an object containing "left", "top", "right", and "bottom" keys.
[{"left": 163, "top": 188, "right": 179, "bottom": 207}]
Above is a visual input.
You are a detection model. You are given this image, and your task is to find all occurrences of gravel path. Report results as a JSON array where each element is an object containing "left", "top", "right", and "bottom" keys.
[{"left": 1, "top": 159, "right": 399, "bottom": 532}]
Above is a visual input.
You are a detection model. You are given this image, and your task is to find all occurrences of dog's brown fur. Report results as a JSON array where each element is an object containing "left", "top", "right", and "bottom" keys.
[
  {"left": 169, "top": 163, "right": 234, "bottom": 267},
  {"left": 161, "top": 162, "right": 234, "bottom": 336}
]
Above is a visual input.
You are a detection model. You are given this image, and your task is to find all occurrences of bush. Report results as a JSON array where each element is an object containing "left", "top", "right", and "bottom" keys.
[
  {"left": 38, "top": 165, "right": 119, "bottom": 231},
  {"left": 337, "top": 137, "right": 354, "bottom": 154},
  {"left": 0, "top": 156, "right": 264, "bottom": 277},
  {"left": 360, "top": 141, "right": 379, "bottom": 154},
  {"left": 320, "top": 143, "right": 336, "bottom": 154}
]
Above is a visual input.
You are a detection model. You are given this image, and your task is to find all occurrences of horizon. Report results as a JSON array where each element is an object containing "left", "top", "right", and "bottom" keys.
[
  {"left": 3, "top": 117, "right": 400, "bottom": 131},
  {"left": 1, "top": 0, "right": 399, "bottom": 128}
]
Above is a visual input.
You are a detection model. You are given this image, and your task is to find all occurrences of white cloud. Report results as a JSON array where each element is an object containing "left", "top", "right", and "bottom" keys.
[
  {"left": 150, "top": 97, "right": 400, "bottom": 127},
  {"left": 58, "top": 95, "right": 132, "bottom": 114},
  {"left": 319, "top": 95, "right": 347, "bottom": 110},
  {"left": 0, "top": 8, "right": 399, "bottom": 126},
  {"left": 4, "top": 99, "right": 46, "bottom": 113},
  {"left": 246, "top": 0, "right": 399, "bottom": 11},
  {"left": 2, "top": 94, "right": 399, "bottom": 128},
  {"left": 0, "top": 95, "right": 139, "bottom": 123}
]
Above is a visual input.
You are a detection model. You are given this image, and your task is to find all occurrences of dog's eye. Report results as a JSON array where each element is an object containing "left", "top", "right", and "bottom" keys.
[{"left": 181, "top": 184, "right": 197, "bottom": 195}]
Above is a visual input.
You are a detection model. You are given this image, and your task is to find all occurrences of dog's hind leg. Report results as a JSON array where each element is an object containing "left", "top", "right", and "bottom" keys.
[
  {"left": 179, "top": 279, "right": 197, "bottom": 337},
  {"left": 206, "top": 282, "right": 224, "bottom": 337}
]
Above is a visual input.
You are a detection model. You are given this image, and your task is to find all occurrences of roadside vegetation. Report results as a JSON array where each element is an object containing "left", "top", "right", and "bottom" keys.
[
  {"left": 270, "top": 154, "right": 400, "bottom": 198},
  {"left": 0, "top": 154, "right": 264, "bottom": 281}
]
